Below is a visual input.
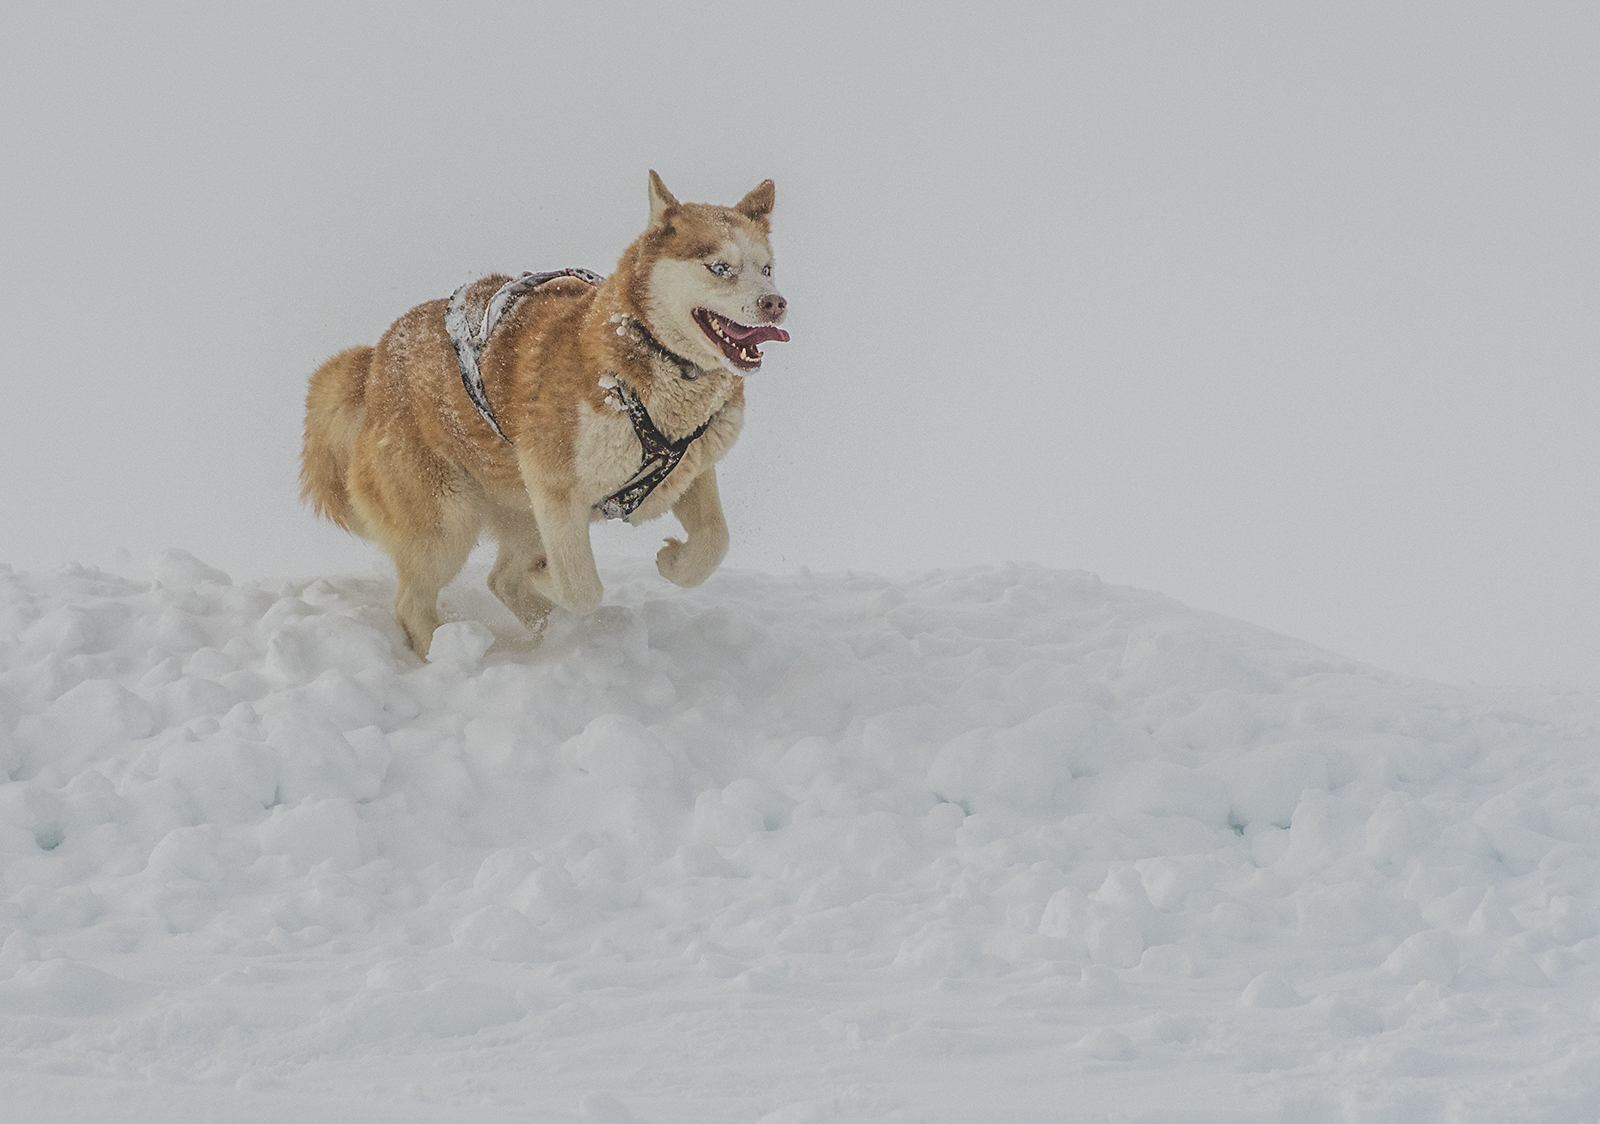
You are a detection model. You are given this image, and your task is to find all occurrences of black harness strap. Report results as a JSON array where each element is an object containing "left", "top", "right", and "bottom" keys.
[
  {"left": 594, "top": 380, "right": 719, "bottom": 521},
  {"left": 442, "top": 269, "right": 718, "bottom": 522}
]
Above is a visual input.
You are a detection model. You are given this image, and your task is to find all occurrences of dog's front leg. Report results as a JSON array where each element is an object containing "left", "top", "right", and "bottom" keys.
[
  {"left": 658, "top": 466, "right": 730, "bottom": 588},
  {"left": 523, "top": 477, "right": 605, "bottom": 614}
]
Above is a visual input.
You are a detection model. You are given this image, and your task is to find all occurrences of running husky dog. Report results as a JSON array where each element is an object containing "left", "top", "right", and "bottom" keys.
[{"left": 300, "top": 172, "right": 788, "bottom": 657}]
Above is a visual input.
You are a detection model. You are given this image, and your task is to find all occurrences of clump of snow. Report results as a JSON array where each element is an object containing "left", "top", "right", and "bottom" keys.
[
  {"left": 0, "top": 555, "right": 1597, "bottom": 1120},
  {"left": 1240, "top": 970, "right": 1306, "bottom": 1009}
]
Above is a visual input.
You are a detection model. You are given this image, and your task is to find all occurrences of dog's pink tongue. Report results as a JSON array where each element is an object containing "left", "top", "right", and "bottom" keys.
[{"left": 724, "top": 322, "right": 790, "bottom": 345}]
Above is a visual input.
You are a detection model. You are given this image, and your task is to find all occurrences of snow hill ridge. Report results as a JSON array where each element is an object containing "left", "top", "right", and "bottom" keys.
[{"left": 1, "top": 551, "right": 1597, "bottom": 1122}]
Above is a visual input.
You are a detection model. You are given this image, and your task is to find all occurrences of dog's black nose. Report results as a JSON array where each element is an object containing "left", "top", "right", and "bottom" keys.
[{"left": 759, "top": 293, "right": 787, "bottom": 322}]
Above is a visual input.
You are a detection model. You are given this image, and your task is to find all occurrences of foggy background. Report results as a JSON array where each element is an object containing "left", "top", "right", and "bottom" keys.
[{"left": 2, "top": 2, "right": 1595, "bottom": 689}]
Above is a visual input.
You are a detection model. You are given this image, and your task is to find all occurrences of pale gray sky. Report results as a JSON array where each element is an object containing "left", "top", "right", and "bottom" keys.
[{"left": 2, "top": 2, "right": 1596, "bottom": 688}]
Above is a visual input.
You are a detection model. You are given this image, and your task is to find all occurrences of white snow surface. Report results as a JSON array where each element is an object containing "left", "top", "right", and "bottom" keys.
[{"left": 1, "top": 551, "right": 1598, "bottom": 1122}]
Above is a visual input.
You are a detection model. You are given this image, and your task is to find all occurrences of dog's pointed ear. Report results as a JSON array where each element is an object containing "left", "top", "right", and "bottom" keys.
[
  {"left": 735, "top": 179, "right": 775, "bottom": 222},
  {"left": 648, "top": 170, "right": 679, "bottom": 229}
]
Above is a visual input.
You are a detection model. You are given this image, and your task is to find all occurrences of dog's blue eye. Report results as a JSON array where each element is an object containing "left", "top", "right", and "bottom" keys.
[
  {"left": 761, "top": 264, "right": 771, "bottom": 277},
  {"left": 707, "top": 262, "right": 733, "bottom": 277}
]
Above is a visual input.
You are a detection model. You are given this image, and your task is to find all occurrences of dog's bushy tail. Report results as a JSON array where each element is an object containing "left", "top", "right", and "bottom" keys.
[{"left": 300, "top": 346, "right": 372, "bottom": 535}]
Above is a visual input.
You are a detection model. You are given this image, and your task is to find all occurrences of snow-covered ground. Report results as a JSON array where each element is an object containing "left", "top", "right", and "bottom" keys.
[{"left": 1, "top": 551, "right": 1597, "bottom": 1122}]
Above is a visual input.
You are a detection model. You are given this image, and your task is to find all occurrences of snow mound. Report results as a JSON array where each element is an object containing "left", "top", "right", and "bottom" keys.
[{"left": 1, "top": 556, "right": 1597, "bottom": 1121}]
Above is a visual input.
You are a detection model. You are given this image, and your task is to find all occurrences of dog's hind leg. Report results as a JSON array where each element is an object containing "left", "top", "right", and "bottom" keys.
[
  {"left": 657, "top": 466, "right": 730, "bottom": 588},
  {"left": 349, "top": 439, "right": 482, "bottom": 658},
  {"left": 389, "top": 510, "right": 479, "bottom": 659},
  {"left": 485, "top": 501, "right": 555, "bottom": 630}
]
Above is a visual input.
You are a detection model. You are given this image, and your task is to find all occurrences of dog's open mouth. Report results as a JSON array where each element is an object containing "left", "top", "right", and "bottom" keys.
[{"left": 693, "top": 308, "right": 790, "bottom": 371}]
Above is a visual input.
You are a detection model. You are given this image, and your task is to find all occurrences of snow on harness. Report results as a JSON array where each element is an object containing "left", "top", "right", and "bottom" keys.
[
  {"left": 445, "top": 271, "right": 717, "bottom": 522},
  {"left": 445, "top": 269, "right": 602, "bottom": 442}
]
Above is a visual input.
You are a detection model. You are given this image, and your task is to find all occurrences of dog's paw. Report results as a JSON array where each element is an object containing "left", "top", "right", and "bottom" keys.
[
  {"left": 489, "top": 564, "right": 555, "bottom": 626},
  {"left": 524, "top": 558, "right": 602, "bottom": 615},
  {"left": 558, "top": 572, "right": 605, "bottom": 615},
  {"left": 401, "top": 620, "right": 434, "bottom": 660},
  {"left": 657, "top": 536, "right": 717, "bottom": 588}
]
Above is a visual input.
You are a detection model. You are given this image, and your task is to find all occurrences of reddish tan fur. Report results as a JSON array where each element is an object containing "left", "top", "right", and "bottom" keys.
[
  {"left": 300, "top": 174, "right": 784, "bottom": 656},
  {"left": 300, "top": 346, "right": 372, "bottom": 534}
]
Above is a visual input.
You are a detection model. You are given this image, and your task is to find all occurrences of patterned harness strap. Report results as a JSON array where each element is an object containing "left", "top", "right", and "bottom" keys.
[
  {"left": 443, "top": 269, "right": 719, "bottom": 522},
  {"left": 445, "top": 269, "right": 604, "bottom": 442}
]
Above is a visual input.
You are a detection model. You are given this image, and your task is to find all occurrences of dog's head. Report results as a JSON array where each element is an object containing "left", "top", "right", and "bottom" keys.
[{"left": 621, "top": 172, "right": 789, "bottom": 374}]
